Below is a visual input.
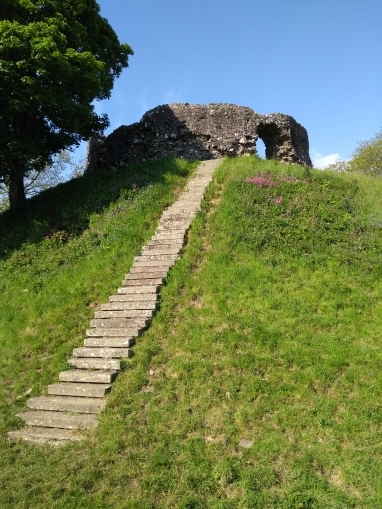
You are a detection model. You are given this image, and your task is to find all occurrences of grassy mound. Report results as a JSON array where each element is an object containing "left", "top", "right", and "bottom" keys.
[{"left": 1, "top": 156, "right": 382, "bottom": 508}]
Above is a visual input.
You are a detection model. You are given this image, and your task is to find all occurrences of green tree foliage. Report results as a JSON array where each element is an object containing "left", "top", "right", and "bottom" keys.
[
  {"left": 325, "top": 129, "right": 382, "bottom": 176},
  {"left": 0, "top": 0, "right": 133, "bottom": 209},
  {"left": 348, "top": 129, "right": 382, "bottom": 176}
]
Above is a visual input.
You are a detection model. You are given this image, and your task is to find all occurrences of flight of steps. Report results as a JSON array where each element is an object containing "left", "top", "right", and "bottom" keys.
[{"left": 8, "top": 159, "right": 223, "bottom": 446}]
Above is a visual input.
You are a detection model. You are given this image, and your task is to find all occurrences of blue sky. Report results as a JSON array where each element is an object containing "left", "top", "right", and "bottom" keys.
[{"left": 81, "top": 0, "right": 382, "bottom": 168}]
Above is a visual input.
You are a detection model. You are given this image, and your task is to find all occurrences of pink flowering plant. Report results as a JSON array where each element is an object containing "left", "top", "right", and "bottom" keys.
[
  {"left": 245, "top": 175, "right": 276, "bottom": 187},
  {"left": 229, "top": 168, "right": 358, "bottom": 257}
]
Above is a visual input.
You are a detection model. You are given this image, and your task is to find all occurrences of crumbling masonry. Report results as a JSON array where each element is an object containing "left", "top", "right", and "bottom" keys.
[{"left": 85, "top": 103, "right": 312, "bottom": 173}]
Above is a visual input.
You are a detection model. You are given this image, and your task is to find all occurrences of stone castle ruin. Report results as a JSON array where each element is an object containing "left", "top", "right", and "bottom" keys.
[{"left": 85, "top": 103, "right": 312, "bottom": 173}]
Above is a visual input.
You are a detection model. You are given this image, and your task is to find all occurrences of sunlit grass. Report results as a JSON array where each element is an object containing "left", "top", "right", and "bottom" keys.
[
  {"left": 1, "top": 156, "right": 382, "bottom": 508},
  {"left": 0, "top": 158, "right": 198, "bottom": 434}
]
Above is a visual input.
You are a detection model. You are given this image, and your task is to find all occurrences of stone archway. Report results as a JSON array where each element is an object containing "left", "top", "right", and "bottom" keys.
[
  {"left": 256, "top": 122, "right": 281, "bottom": 160},
  {"left": 256, "top": 137, "right": 266, "bottom": 158}
]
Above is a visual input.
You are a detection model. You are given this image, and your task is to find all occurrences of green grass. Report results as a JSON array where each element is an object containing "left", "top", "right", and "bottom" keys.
[
  {"left": 0, "top": 158, "right": 198, "bottom": 433},
  {"left": 1, "top": 156, "right": 382, "bottom": 508}
]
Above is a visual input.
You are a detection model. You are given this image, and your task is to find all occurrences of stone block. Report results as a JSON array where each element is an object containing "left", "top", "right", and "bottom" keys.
[
  {"left": 94, "top": 308, "right": 153, "bottom": 318},
  {"left": 98, "top": 306, "right": 154, "bottom": 316},
  {"left": 27, "top": 396, "right": 106, "bottom": 414},
  {"left": 8, "top": 427, "right": 84, "bottom": 445},
  {"left": 121, "top": 278, "right": 163, "bottom": 286},
  {"left": 124, "top": 271, "right": 168, "bottom": 279},
  {"left": 89, "top": 318, "right": 145, "bottom": 330},
  {"left": 151, "top": 232, "right": 185, "bottom": 240},
  {"left": 48, "top": 382, "right": 112, "bottom": 398},
  {"left": 74, "top": 345, "right": 134, "bottom": 356},
  {"left": 108, "top": 293, "right": 158, "bottom": 302},
  {"left": 68, "top": 357, "right": 121, "bottom": 370},
  {"left": 83, "top": 338, "right": 135, "bottom": 348},
  {"left": 86, "top": 328, "right": 141, "bottom": 337},
  {"left": 132, "top": 260, "right": 176, "bottom": 268},
  {"left": 140, "top": 248, "right": 181, "bottom": 257},
  {"left": 133, "top": 254, "right": 179, "bottom": 262},
  {"left": 16, "top": 411, "right": 98, "bottom": 430},
  {"left": 59, "top": 369, "right": 117, "bottom": 384},
  {"left": 117, "top": 285, "right": 158, "bottom": 294}
]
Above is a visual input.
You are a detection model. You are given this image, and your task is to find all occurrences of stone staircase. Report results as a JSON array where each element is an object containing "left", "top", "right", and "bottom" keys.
[{"left": 8, "top": 159, "right": 223, "bottom": 446}]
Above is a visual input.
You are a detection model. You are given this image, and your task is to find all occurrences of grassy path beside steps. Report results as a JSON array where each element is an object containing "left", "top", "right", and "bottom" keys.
[{"left": 1, "top": 156, "right": 382, "bottom": 507}]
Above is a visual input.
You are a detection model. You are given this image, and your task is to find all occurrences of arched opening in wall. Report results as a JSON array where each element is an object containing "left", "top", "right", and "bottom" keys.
[
  {"left": 256, "top": 138, "right": 266, "bottom": 158},
  {"left": 256, "top": 123, "right": 280, "bottom": 160}
]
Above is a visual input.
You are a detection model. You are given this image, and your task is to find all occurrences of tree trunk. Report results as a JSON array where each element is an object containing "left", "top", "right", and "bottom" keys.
[{"left": 8, "top": 166, "right": 26, "bottom": 209}]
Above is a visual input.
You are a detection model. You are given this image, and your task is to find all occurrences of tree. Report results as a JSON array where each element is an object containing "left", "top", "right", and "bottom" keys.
[
  {"left": 347, "top": 129, "right": 382, "bottom": 176},
  {"left": 0, "top": 0, "right": 133, "bottom": 209},
  {"left": 0, "top": 150, "right": 85, "bottom": 211},
  {"left": 325, "top": 129, "right": 382, "bottom": 176}
]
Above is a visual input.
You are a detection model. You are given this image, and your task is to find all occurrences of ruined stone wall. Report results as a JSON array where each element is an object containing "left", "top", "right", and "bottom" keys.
[{"left": 85, "top": 103, "right": 312, "bottom": 173}]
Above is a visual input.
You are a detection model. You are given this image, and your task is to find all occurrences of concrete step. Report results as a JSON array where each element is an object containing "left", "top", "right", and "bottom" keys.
[
  {"left": 161, "top": 211, "right": 193, "bottom": 217},
  {"left": 125, "top": 270, "right": 168, "bottom": 279},
  {"left": 94, "top": 306, "right": 153, "bottom": 323},
  {"left": 145, "top": 240, "right": 184, "bottom": 249},
  {"left": 188, "top": 181, "right": 211, "bottom": 186},
  {"left": 156, "top": 225, "right": 189, "bottom": 233},
  {"left": 160, "top": 214, "right": 195, "bottom": 221},
  {"left": 8, "top": 427, "right": 84, "bottom": 445},
  {"left": 98, "top": 307, "right": 154, "bottom": 316},
  {"left": 74, "top": 345, "right": 133, "bottom": 356},
  {"left": 68, "top": 357, "right": 121, "bottom": 370},
  {"left": 180, "top": 200, "right": 201, "bottom": 205},
  {"left": 159, "top": 216, "right": 191, "bottom": 223},
  {"left": 86, "top": 327, "right": 142, "bottom": 337},
  {"left": 162, "top": 206, "right": 196, "bottom": 212},
  {"left": 92, "top": 315, "right": 148, "bottom": 328},
  {"left": 89, "top": 318, "right": 146, "bottom": 330},
  {"left": 158, "top": 222, "right": 191, "bottom": 230},
  {"left": 27, "top": 396, "right": 106, "bottom": 414},
  {"left": 96, "top": 309, "right": 152, "bottom": 319},
  {"left": 132, "top": 260, "right": 176, "bottom": 268},
  {"left": 161, "top": 209, "right": 193, "bottom": 215},
  {"left": 16, "top": 411, "right": 98, "bottom": 430},
  {"left": 140, "top": 248, "right": 181, "bottom": 256},
  {"left": 173, "top": 197, "right": 202, "bottom": 203},
  {"left": 59, "top": 369, "right": 117, "bottom": 384},
  {"left": 48, "top": 382, "right": 112, "bottom": 398},
  {"left": 84, "top": 338, "right": 135, "bottom": 348},
  {"left": 121, "top": 278, "right": 163, "bottom": 287},
  {"left": 151, "top": 232, "right": 185, "bottom": 240},
  {"left": 108, "top": 293, "right": 158, "bottom": 302},
  {"left": 133, "top": 254, "right": 179, "bottom": 262},
  {"left": 160, "top": 215, "right": 195, "bottom": 224},
  {"left": 129, "top": 265, "right": 171, "bottom": 274},
  {"left": 117, "top": 285, "right": 158, "bottom": 294}
]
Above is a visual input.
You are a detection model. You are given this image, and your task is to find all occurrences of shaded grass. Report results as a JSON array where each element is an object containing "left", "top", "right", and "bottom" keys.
[
  {"left": 1, "top": 156, "right": 382, "bottom": 508},
  {"left": 0, "top": 157, "right": 198, "bottom": 434}
]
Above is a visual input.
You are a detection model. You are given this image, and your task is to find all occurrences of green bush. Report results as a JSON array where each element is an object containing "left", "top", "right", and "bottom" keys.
[
  {"left": 349, "top": 129, "right": 382, "bottom": 176},
  {"left": 325, "top": 129, "right": 382, "bottom": 176}
]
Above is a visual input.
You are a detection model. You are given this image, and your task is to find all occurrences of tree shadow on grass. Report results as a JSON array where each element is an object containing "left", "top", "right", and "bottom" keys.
[{"left": 0, "top": 157, "right": 192, "bottom": 260}]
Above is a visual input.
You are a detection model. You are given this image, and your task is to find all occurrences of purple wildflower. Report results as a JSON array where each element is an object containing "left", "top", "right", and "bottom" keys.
[{"left": 246, "top": 176, "right": 276, "bottom": 187}]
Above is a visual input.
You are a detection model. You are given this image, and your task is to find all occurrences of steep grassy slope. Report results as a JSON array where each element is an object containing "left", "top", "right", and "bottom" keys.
[
  {"left": 1, "top": 157, "right": 382, "bottom": 508},
  {"left": 0, "top": 158, "right": 198, "bottom": 434}
]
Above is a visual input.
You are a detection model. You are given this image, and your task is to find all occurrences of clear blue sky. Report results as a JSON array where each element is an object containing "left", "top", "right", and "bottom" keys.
[{"left": 82, "top": 0, "right": 382, "bottom": 168}]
